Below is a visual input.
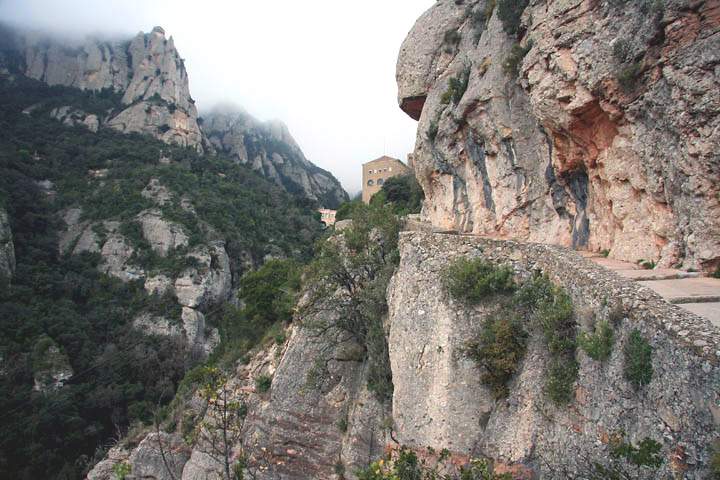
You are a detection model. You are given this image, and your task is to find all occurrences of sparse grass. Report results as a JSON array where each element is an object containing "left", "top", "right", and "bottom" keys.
[
  {"left": 578, "top": 320, "right": 614, "bottom": 361},
  {"left": 623, "top": 329, "right": 653, "bottom": 388},
  {"left": 443, "top": 257, "right": 516, "bottom": 304},
  {"left": 710, "top": 440, "right": 720, "bottom": 479}
]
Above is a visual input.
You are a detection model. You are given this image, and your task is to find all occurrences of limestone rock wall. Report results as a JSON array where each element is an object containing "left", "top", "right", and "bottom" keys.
[
  {"left": 87, "top": 323, "right": 390, "bottom": 480},
  {"left": 388, "top": 231, "right": 719, "bottom": 478},
  {"left": 0, "top": 207, "right": 15, "bottom": 282},
  {"left": 21, "top": 26, "right": 203, "bottom": 149},
  {"left": 397, "top": 0, "right": 720, "bottom": 271},
  {"left": 202, "top": 107, "right": 349, "bottom": 208}
]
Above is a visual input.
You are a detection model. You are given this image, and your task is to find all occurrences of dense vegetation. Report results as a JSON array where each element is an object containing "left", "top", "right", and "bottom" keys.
[
  {"left": 0, "top": 74, "right": 323, "bottom": 479},
  {"left": 336, "top": 173, "right": 423, "bottom": 221}
]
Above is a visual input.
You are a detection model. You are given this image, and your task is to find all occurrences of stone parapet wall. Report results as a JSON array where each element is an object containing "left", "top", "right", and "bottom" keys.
[{"left": 388, "top": 231, "right": 720, "bottom": 478}]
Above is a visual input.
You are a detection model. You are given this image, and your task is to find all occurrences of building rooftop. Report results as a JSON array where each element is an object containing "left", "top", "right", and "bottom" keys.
[{"left": 362, "top": 155, "right": 405, "bottom": 167}]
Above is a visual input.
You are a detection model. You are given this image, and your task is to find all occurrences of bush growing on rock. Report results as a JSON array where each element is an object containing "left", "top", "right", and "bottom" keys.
[
  {"left": 255, "top": 374, "right": 272, "bottom": 393},
  {"left": 578, "top": 320, "right": 614, "bottom": 361},
  {"left": 303, "top": 202, "right": 400, "bottom": 401},
  {"left": 467, "top": 314, "right": 528, "bottom": 398},
  {"left": 443, "top": 257, "right": 516, "bottom": 304},
  {"left": 356, "top": 447, "right": 511, "bottom": 479},
  {"left": 497, "top": 0, "right": 529, "bottom": 35},
  {"left": 623, "top": 329, "right": 653, "bottom": 388},
  {"left": 441, "top": 65, "right": 471, "bottom": 105}
]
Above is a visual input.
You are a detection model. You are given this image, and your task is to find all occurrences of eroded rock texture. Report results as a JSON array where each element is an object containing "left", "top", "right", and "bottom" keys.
[
  {"left": 203, "top": 106, "right": 348, "bottom": 208},
  {"left": 397, "top": 0, "right": 720, "bottom": 271},
  {"left": 388, "top": 231, "right": 719, "bottom": 478},
  {"left": 21, "top": 26, "right": 204, "bottom": 149},
  {"left": 87, "top": 323, "right": 390, "bottom": 480}
]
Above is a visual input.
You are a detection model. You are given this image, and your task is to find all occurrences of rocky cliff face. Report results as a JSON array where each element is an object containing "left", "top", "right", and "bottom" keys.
[
  {"left": 87, "top": 228, "right": 720, "bottom": 479},
  {"left": 88, "top": 320, "right": 389, "bottom": 480},
  {"left": 20, "top": 26, "right": 204, "bottom": 149},
  {"left": 0, "top": 207, "right": 14, "bottom": 282},
  {"left": 388, "top": 232, "right": 718, "bottom": 478},
  {"left": 59, "top": 177, "right": 231, "bottom": 357},
  {"left": 396, "top": 0, "right": 720, "bottom": 271},
  {"left": 202, "top": 107, "right": 348, "bottom": 208}
]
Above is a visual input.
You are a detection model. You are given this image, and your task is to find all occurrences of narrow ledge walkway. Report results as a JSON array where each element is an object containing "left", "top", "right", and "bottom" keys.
[{"left": 582, "top": 253, "right": 720, "bottom": 328}]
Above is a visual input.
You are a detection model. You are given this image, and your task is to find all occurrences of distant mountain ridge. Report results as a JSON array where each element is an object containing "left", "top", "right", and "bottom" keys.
[
  {"left": 0, "top": 24, "right": 348, "bottom": 207},
  {"left": 203, "top": 105, "right": 349, "bottom": 209}
]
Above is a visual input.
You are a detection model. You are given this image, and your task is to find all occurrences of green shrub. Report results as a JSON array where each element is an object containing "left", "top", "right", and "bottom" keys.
[
  {"left": 467, "top": 314, "right": 528, "bottom": 398},
  {"left": 428, "top": 120, "right": 439, "bottom": 143},
  {"left": 441, "top": 66, "right": 471, "bottom": 105},
  {"left": 600, "top": 249, "right": 610, "bottom": 258},
  {"left": 497, "top": 0, "right": 529, "bottom": 35},
  {"left": 255, "top": 374, "right": 272, "bottom": 393},
  {"left": 371, "top": 174, "right": 424, "bottom": 216},
  {"left": 112, "top": 462, "right": 131, "bottom": 480},
  {"left": 536, "top": 287, "right": 575, "bottom": 356},
  {"left": 611, "top": 435, "right": 662, "bottom": 468},
  {"left": 623, "top": 329, "right": 652, "bottom": 388},
  {"left": 637, "top": 258, "right": 656, "bottom": 270},
  {"left": 612, "top": 39, "right": 631, "bottom": 63},
  {"left": 713, "top": 267, "right": 720, "bottom": 279},
  {"left": 443, "top": 257, "right": 516, "bottom": 304},
  {"left": 335, "top": 199, "right": 362, "bottom": 221},
  {"left": 545, "top": 358, "right": 579, "bottom": 405},
  {"left": 578, "top": 320, "right": 614, "bottom": 361},
  {"left": 443, "top": 29, "right": 462, "bottom": 53},
  {"left": 617, "top": 62, "right": 642, "bottom": 91},
  {"left": 502, "top": 41, "right": 532, "bottom": 78},
  {"left": 356, "top": 448, "right": 511, "bottom": 479}
]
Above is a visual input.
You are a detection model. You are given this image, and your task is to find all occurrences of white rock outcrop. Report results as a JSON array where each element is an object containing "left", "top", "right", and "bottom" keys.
[
  {"left": 22, "top": 26, "right": 203, "bottom": 150},
  {"left": 174, "top": 242, "right": 232, "bottom": 309}
]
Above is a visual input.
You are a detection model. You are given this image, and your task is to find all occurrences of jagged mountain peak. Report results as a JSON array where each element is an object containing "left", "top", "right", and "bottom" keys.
[
  {"left": 202, "top": 107, "right": 347, "bottom": 208},
  {"left": 1, "top": 24, "right": 348, "bottom": 207}
]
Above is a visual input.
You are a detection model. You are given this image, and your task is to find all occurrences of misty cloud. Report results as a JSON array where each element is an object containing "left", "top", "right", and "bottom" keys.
[{"left": 0, "top": 0, "right": 434, "bottom": 194}]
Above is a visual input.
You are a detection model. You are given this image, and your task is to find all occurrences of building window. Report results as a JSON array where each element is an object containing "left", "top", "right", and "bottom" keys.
[
  {"left": 367, "top": 179, "right": 374, "bottom": 186},
  {"left": 378, "top": 178, "right": 384, "bottom": 185}
]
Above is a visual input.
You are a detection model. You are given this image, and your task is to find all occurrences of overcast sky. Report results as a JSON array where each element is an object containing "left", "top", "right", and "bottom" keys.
[{"left": 0, "top": 0, "right": 434, "bottom": 195}]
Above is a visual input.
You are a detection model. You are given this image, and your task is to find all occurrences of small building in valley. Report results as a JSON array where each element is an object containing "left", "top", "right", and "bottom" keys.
[
  {"left": 361, "top": 156, "right": 411, "bottom": 203},
  {"left": 318, "top": 208, "right": 337, "bottom": 226}
]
